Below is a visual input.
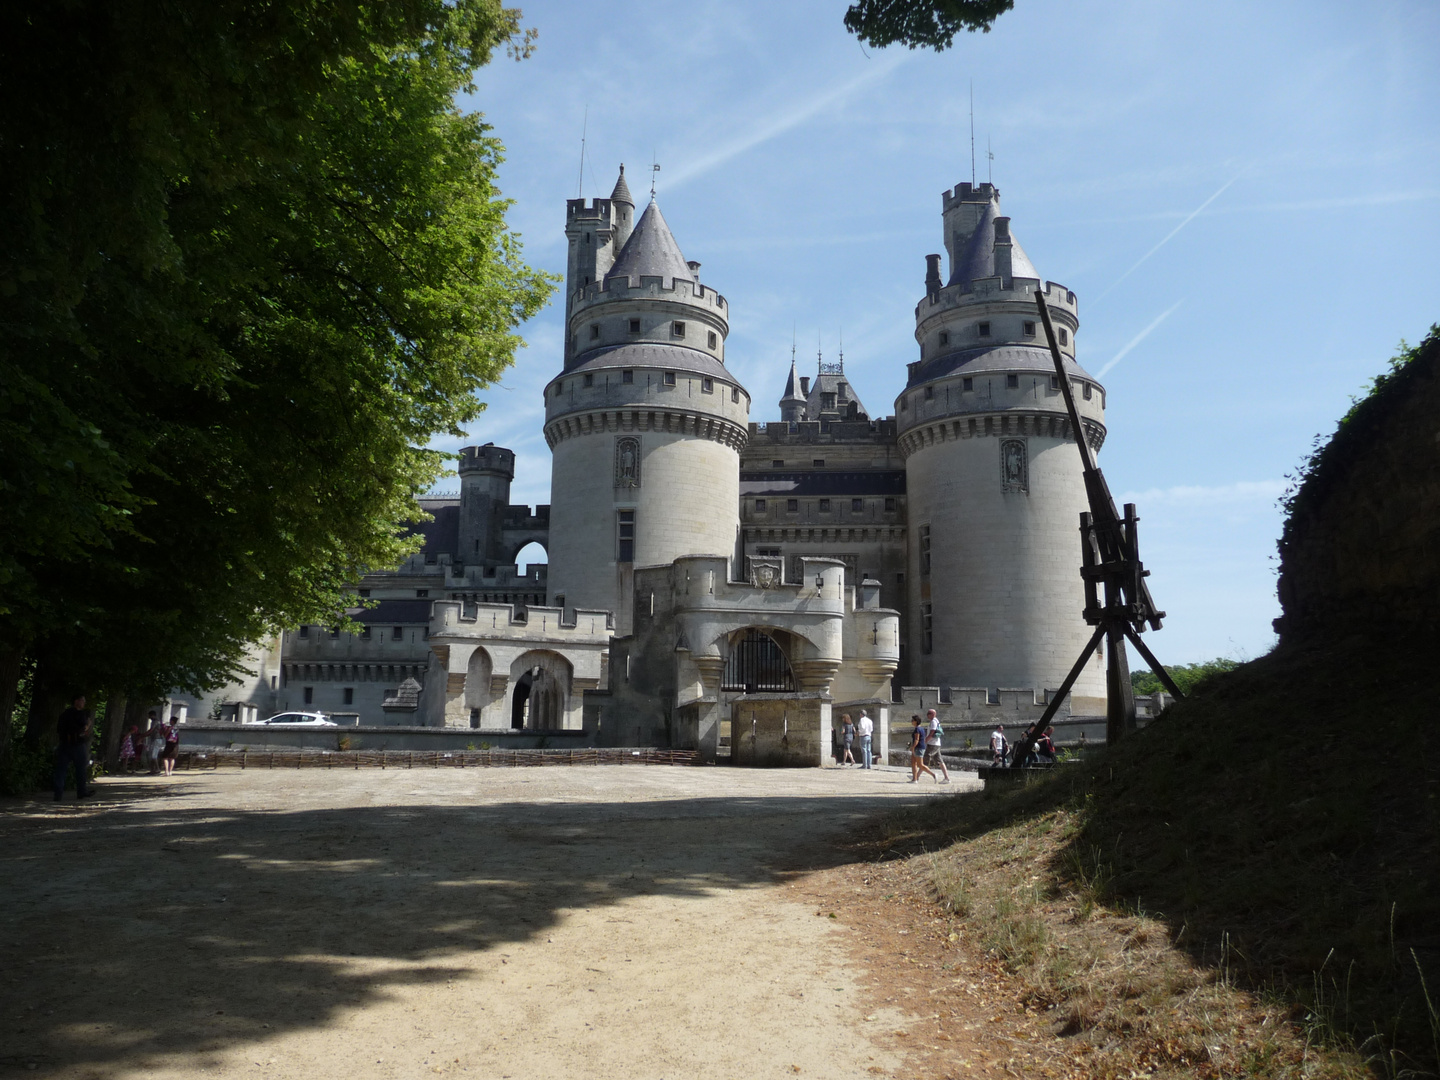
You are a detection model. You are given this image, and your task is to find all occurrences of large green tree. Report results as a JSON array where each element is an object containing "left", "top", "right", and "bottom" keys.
[
  {"left": 0, "top": 1, "right": 552, "bottom": 759},
  {"left": 843, "top": 0, "right": 1014, "bottom": 50}
]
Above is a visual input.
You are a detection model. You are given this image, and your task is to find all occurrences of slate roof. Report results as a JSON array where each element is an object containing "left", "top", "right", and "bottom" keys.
[
  {"left": 949, "top": 199, "right": 1039, "bottom": 288},
  {"left": 610, "top": 165, "right": 634, "bottom": 207},
  {"left": 780, "top": 356, "right": 803, "bottom": 403},
  {"left": 345, "top": 599, "right": 434, "bottom": 625},
  {"left": 411, "top": 502, "right": 458, "bottom": 557},
  {"left": 605, "top": 200, "right": 693, "bottom": 287},
  {"left": 566, "top": 342, "right": 742, "bottom": 386},
  {"left": 906, "top": 343, "right": 1097, "bottom": 390}
]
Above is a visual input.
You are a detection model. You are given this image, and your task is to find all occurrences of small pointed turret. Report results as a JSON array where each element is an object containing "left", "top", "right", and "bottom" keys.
[
  {"left": 780, "top": 348, "right": 806, "bottom": 422},
  {"left": 611, "top": 164, "right": 635, "bottom": 250}
]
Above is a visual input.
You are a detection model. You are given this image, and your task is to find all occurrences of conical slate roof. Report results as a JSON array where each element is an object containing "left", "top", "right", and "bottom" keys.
[
  {"left": 606, "top": 200, "right": 694, "bottom": 287},
  {"left": 949, "top": 199, "right": 1039, "bottom": 287},
  {"left": 610, "top": 165, "right": 634, "bottom": 207},
  {"left": 780, "top": 355, "right": 804, "bottom": 403}
]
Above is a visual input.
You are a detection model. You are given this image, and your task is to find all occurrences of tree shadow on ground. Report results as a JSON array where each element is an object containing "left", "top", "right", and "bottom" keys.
[{"left": 0, "top": 779, "right": 908, "bottom": 1075}]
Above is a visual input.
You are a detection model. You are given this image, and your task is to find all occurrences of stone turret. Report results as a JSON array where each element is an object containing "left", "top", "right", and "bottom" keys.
[
  {"left": 900, "top": 183, "right": 1107, "bottom": 713},
  {"left": 779, "top": 353, "right": 806, "bottom": 421},
  {"left": 545, "top": 184, "right": 751, "bottom": 633},
  {"left": 610, "top": 165, "right": 634, "bottom": 251},
  {"left": 457, "top": 443, "right": 514, "bottom": 567}
]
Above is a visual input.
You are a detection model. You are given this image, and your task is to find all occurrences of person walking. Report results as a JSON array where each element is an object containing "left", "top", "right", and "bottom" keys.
[
  {"left": 839, "top": 714, "right": 857, "bottom": 766},
  {"left": 161, "top": 713, "right": 181, "bottom": 777},
  {"left": 925, "top": 709, "right": 951, "bottom": 784},
  {"left": 989, "top": 723, "right": 1008, "bottom": 766},
  {"left": 1036, "top": 725, "right": 1057, "bottom": 763},
  {"left": 908, "top": 714, "right": 936, "bottom": 783},
  {"left": 143, "top": 712, "right": 164, "bottom": 775},
  {"left": 857, "top": 710, "right": 875, "bottom": 769},
  {"left": 52, "top": 695, "right": 93, "bottom": 801},
  {"left": 118, "top": 725, "right": 139, "bottom": 773}
]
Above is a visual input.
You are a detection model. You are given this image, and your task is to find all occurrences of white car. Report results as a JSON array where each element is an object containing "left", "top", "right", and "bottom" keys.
[{"left": 255, "top": 711, "right": 337, "bottom": 727}]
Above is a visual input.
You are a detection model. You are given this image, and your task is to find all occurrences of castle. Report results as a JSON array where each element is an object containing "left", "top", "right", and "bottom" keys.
[{"left": 177, "top": 168, "right": 1112, "bottom": 759}]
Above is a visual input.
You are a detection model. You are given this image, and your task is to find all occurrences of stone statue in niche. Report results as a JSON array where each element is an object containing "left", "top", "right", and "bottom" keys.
[
  {"left": 1001, "top": 438, "right": 1028, "bottom": 493},
  {"left": 615, "top": 437, "right": 640, "bottom": 488}
]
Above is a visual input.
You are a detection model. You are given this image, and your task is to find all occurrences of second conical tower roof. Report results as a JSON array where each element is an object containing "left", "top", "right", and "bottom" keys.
[{"left": 605, "top": 200, "right": 694, "bottom": 287}]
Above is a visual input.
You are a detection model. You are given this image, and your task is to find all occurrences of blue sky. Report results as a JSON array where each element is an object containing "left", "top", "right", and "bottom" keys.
[{"left": 446, "top": 0, "right": 1440, "bottom": 665}]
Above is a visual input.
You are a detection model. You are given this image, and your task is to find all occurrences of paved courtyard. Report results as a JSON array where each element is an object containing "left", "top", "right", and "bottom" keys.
[{"left": 1, "top": 763, "right": 976, "bottom": 1079}]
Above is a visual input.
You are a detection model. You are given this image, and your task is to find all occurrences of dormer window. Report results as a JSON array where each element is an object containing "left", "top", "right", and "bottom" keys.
[
  {"left": 924, "top": 386, "right": 934, "bottom": 400},
  {"left": 939, "top": 331, "right": 949, "bottom": 346},
  {"left": 978, "top": 322, "right": 991, "bottom": 337},
  {"left": 622, "top": 370, "right": 634, "bottom": 384},
  {"left": 663, "top": 371, "right": 676, "bottom": 386},
  {"left": 1083, "top": 382, "right": 1093, "bottom": 400},
  {"left": 707, "top": 330, "right": 717, "bottom": 348},
  {"left": 589, "top": 324, "right": 600, "bottom": 340},
  {"left": 1023, "top": 320, "right": 1036, "bottom": 337},
  {"left": 671, "top": 321, "right": 686, "bottom": 338},
  {"left": 731, "top": 387, "right": 739, "bottom": 402},
  {"left": 1006, "top": 374, "right": 1019, "bottom": 389},
  {"left": 629, "top": 318, "right": 641, "bottom": 333},
  {"left": 822, "top": 393, "right": 836, "bottom": 410},
  {"left": 1059, "top": 328, "right": 1069, "bottom": 345},
  {"left": 701, "top": 377, "right": 714, "bottom": 393},
  {"left": 583, "top": 373, "right": 594, "bottom": 387},
  {"left": 963, "top": 377, "right": 974, "bottom": 392}
]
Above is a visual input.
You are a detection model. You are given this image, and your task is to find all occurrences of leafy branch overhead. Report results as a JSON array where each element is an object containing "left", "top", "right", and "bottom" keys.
[{"left": 843, "top": 0, "right": 1015, "bottom": 50}]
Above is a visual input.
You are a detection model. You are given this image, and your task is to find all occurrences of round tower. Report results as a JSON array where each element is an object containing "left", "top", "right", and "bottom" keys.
[
  {"left": 457, "top": 443, "right": 514, "bottom": 567},
  {"left": 545, "top": 174, "right": 750, "bottom": 632},
  {"left": 900, "top": 182, "right": 1107, "bottom": 712}
]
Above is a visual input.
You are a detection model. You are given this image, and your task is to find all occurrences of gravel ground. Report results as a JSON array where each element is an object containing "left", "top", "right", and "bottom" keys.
[{"left": 0, "top": 763, "right": 976, "bottom": 1080}]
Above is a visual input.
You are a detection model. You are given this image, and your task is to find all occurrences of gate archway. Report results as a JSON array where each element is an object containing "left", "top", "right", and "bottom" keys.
[{"left": 721, "top": 628, "right": 796, "bottom": 693}]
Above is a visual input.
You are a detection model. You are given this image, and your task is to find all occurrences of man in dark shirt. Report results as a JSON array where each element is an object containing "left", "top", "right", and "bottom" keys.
[{"left": 53, "top": 695, "right": 93, "bottom": 801}]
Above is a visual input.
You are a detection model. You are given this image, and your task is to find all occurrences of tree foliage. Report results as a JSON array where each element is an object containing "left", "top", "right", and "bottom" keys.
[
  {"left": 0, "top": 1, "right": 552, "bottom": 748},
  {"left": 843, "top": 0, "right": 1014, "bottom": 50},
  {"left": 1131, "top": 658, "right": 1240, "bottom": 698}
]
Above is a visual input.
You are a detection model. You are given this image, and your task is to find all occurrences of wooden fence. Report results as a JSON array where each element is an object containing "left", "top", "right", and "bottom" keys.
[{"left": 172, "top": 747, "right": 701, "bottom": 770}]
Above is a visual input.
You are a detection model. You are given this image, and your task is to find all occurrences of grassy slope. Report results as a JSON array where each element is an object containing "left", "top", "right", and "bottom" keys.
[{"left": 890, "top": 630, "right": 1439, "bottom": 1075}]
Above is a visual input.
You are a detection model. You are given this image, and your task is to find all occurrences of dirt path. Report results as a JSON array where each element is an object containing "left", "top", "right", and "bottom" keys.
[{"left": 1, "top": 765, "right": 976, "bottom": 1079}]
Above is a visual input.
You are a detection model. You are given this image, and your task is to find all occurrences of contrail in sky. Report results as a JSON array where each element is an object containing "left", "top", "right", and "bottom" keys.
[
  {"left": 1096, "top": 300, "right": 1184, "bottom": 378},
  {"left": 1093, "top": 172, "right": 1242, "bottom": 302},
  {"left": 664, "top": 53, "right": 907, "bottom": 190}
]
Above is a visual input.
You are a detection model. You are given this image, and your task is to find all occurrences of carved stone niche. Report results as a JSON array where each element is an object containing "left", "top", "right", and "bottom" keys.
[
  {"left": 615, "top": 436, "right": 641, "bottom": 488},
  {"left": 748, "top": 558, "right": 784, "bottom": 590},
  {"left": 1000, "top": 437, "right": 1028, "bottom": 494}
]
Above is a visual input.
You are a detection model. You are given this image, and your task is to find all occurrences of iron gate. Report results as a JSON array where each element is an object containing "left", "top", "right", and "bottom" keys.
[{"left": 721, "top": 629, "right": 796, "bottom": 692}]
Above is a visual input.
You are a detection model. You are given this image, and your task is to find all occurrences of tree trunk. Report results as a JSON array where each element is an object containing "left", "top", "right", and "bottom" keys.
[
  {"left": 102, "top": 691, "right": 128, "bottom": 770},
  {"left": 24, "top": 656, "right": 69, "bottom": 752}
]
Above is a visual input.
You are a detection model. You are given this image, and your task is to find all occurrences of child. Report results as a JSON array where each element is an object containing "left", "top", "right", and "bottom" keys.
[{"left": 118, "top": 725, "right": 139, "bottom": 773}]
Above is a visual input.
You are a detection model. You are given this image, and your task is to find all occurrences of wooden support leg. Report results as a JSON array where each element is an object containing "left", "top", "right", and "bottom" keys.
[
  {"left": 1008, "top": 624, "right": 1106, "bottom": 767},
  {"left": 1123, "top": 627, "right": 1186, "bottom": 700},
  {"left": 1106, "top": 622, "right": 1136, "bottom": 744}
]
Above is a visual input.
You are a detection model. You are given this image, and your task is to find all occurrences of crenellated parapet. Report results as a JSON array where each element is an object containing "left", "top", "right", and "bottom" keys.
[{"left": 543, "top": 404, "right": 749, "bottom": 453}]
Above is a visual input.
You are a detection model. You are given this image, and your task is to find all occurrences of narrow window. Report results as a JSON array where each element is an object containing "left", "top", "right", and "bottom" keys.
[
  {"left": 629, "top": 318, "right": 640, "bottom": 333},
  {"left": 299, "top": 626, "right": 310, "bottom": 638},
  {"left": 1059, "top": 328, "right": 1069, "bottom": 345},
  {"left": 589, "top": 323, "right": 600, "bottom": 340},
  {"left": 343, "top": 688, "right": 354, "bottom": 705},
  {"left": 921, "top": 603, "right": 933, "bottom": 654},
  {"left": 901, "top": 396, "right": 909, "bottom": 411},
  {"left": 555, "top": 382, "right": 563, "bottom": 396},
  {"left": 583, "top": 373, "right": 593, "bottom": 387},
  {"left": 924, "top": 386, "right": 934, "bottom": 400},
  {"left": 358, "top": 588, "right": 370, "bottom": 598},
  {"left": 731, "top": 387, "right": 739, "bottom": 402},
  {"left": 329, "top": 626, "right": 340, "bottom": 638},
  {"left": 416, "top": 589, "right": 429, "bottom": 598},
  {"left": 671, "top": 321, "right": 686, "bottom": 338},
  {"left": 707, "top": 330, "right": 717, "bottom": 348},
  {"left": 1050, "top": 375, "right": 1059, "bottom": 390},
  {"left": 754, "top": 498, "right": 767, "bottom": 512},
  {"left": 812, "top": 459, "right": 825, "bottom": 467},
  {"left": 963, "top": 377, "right": 973, "bottom": 392},
  {"left": 819, "top": 498, "right": 831, "bottom": 512},
  {"left": 884, "top": 497, "right": 896, "bottom": 512},
  {"left": 920, "top": 524, "right": 932, "bottom": 575},
  {"left": 361, "top": 626, "right": 372, "bottom": 639},
  {"left": 822, "top": 393, "right": 836, "bottom": 410},
  {"left": 701, "top": 377, "right": 714, "bottom": 393},
  {"left": 663, "top": 371, "right": 676, "bottom": 386},
  {"left": 617, "top": 510, "right": 635, "bottom": 562},
  {"left": 1006, "top": 374, "right": 1019, "bottom": 389},
  {"left": 469, "top": 708, "right": 480, "bottom": 727},
  {"left": 622, "top": 369, "right": 634, "bottom": 384},
  {"left": 939, "top": 331, "right": 949, "bottom": 346},
  {"left": 986, "top": 687, "right": 1001, "bottom": 705},
  {"left": 1023, "top": 320, "right": 1036, "bottom": 337},
  {"left": 391, "top": 626, "right": 403, "bottom": 640},
  {"left": 304, "top": 687, "right": 314, "bottom": 704},
  {"left": 772, "top": 459, "right": 784, "bottom": 468},
  {"left": 978, "top": 321, "right": 991, "bottom": 337},
  {"left": 851, "top": 498, "right": 863, "bottom": 512},
  {"left": 1083, "top": 382, "right": 1093, "bottom": 400},
  {"left": 786, "top": 499, "right": 799, "bottom": 513}
]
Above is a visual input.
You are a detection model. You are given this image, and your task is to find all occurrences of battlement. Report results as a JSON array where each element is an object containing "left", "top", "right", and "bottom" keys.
[
  {"left": 431, "top": 599, "right": 614, "bottom": 639},
  {"left": 746, "top": 418, "right": 898, "bottom": 444},
  {"left": 914, "top": 277, "right": 1077, "bottom": 320},
  {"left": 941, "top": 181, "right": 999, "bottom": 212},
  {"left": 457, "top": 443, "right": 515, "bottom": 477},
  {"left": 502, "top": 504, "right": 550, "bottom": 527},
  {"left": 565, "top": 197, "right": 614, "bottom": 227},
  {"left": 571, "top": 274, "right": 728, "bottom": 316}
]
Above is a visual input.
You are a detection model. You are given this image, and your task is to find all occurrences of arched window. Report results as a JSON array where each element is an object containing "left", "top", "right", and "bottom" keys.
[{"left": 722, "top": 629, "right": 796, "bottom": 692}]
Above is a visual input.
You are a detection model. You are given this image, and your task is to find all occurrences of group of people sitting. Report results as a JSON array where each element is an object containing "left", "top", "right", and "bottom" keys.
[
  {"left": 988, "top": 722, "right": 1058, "bottom": 767},
  {"left": 117, "top": 711, "right": 181, "bottom": 776}
]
